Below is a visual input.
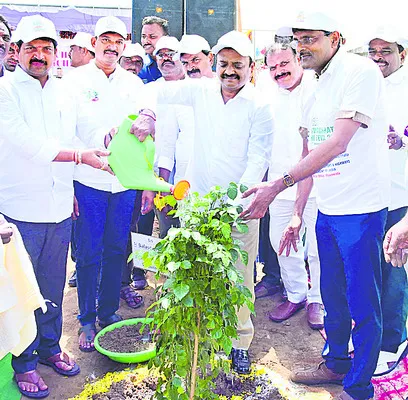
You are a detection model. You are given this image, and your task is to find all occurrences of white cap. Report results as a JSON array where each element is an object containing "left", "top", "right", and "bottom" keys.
[
  {"left": 153, "top": 36, "right": 180, "bottom": 55},
  {"left": 367, "top": 25, "right": 408, "bottom": 49},
  {"left": 291, "top": 11, "right": 340, "bottom": 33},
  {"left": 179, "top": 34, "right": 210, "bottom": 55},
  {"left": 212, "top": 31, "right": 253, "bottom": 57},
  {"left": 276, "top": 26, "right": 293, "bottom": 37},
  {"left": 13, "top": 15, "right": 58, "bottom": 44},
  {"left": 122, "top": 42, "right": 145, "bottom": 58},
  {"left": 95, "top": 16, "right": 127, "bottom": 39},
  {"left": 71, "top": 32, "right": 94, "bottom": 52}
]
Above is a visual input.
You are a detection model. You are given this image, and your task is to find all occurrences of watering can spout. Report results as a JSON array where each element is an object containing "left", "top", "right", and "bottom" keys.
[{"left": 107, "top": 115, "right": 190, "bottom": 199}]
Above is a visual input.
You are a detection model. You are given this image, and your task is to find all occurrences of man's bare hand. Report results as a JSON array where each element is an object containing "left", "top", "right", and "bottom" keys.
[
  {"left": 130, "top": 114, "right": 155, "bottom": 142},
  {"left": 0, "top": 214, "right": 13, "bottom": 244},
  {"left": 72, "top": 196, "right": 79, "bottom": 220},
  {"left": 141, "top": 190, "right": 155, "bottom": 215},
  {"left": 104, "top": 127, "right": 118, "bottom": 148},
  {"left": 240, "top": 181, "right": 279, "bottom": 220},
  {"left": 81, "top": 149, "right": 114, "bottom": 175},
  {"left": 278, "top": 215, "right": 302, "bottom": 257},
  {"left": 387, "top": 132, "right": 403, "bottom": 150},
  {"left": 383, "top": 217, "right": 408, "bottom": 267}
]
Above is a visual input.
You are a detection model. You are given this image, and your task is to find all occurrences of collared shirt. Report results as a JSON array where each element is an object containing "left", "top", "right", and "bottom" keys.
[
  {"left": 138, "top": 55, "right": 162, "bottom": 83},
  {"left": 64, "top": 60, "right": 145, "bottom": 193},
  {"left": 385, "top": 65, "right": 408, "bottom": 211},
  {"left": 154, "top": 78, "right": 274, "bottom": 200},
  {"left": 148, "top": 77, "right": 195, "bottom": 184},
  {"left": 0, "top": 67, "right": 75, "bottom": 223},
  {"left": 267, "top": 70, "right": 317, "bottom": 201},
  {"left": 305, "top": 49, "right": 390, "bottom": 215}
]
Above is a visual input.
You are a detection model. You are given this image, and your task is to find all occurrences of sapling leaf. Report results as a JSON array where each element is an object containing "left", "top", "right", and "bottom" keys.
[
  {"left": 173, "top": 283, "right": 190, "bottom": 301},
  {"left": 239, "top": 184, "right": 248, "bottom": 193},
  {"left": 236, "top": 222, "right": 249, "bottom": 234},
  {"left": 227, "top": 185, "right": 238, "bottom": 200}
]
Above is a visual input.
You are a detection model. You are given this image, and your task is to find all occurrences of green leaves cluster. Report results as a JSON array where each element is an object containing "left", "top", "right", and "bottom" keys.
[{"left": 141, "top": 182, "right": 253, "bottom": 399}]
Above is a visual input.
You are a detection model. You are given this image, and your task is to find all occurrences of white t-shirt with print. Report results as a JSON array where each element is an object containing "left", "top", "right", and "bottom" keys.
[{"left": 306, "top": 49, "right": 390, "bottom": 216}]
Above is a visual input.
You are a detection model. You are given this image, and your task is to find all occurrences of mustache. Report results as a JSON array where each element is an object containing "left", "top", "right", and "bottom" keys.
[
  {"left": 221, "top": 73, "right": 239, "bottom": 79},
  {"left": 299, "top": 50, "right": 313, "bottom": 58},
  {"left": 187, "top": 68, "right": 201, "bottom": 76},
  {"left": 104, "top": 50, "right": 118, "bottom": 56},
  {"left": 275, "top": 71, "right": 290, "bottom": 80},
  {"left": 161, "top": 60, "right": 175, "bottom": 66},
  {"left": 30, "top": 58, "right": 46, "bottom": 65},
  {"left": 373, "top": 58, "right": 388, "bottom": 66}
]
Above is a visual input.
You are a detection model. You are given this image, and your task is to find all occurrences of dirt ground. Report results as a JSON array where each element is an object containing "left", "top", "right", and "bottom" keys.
[{"left": 31, "top": 258, "right": 343, "bottom": 400}]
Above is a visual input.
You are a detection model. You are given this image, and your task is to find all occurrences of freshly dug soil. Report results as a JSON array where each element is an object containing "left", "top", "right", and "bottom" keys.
[
  {"left": 213, "top": 371, "right": 285, "bottom": 399},
  {"left": 92, "top": 374, "right": 157, "bottom": 400},
  {"left": 98, "top": 324, "right": 154, "bottom": 353},
  {"left": 91, "top": 370, "right": 285, "bottom": 400}
]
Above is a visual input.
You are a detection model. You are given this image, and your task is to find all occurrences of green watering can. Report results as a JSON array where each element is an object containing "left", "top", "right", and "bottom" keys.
[{"left": 107, "top": 115, "right": 190, "bottom": 200}]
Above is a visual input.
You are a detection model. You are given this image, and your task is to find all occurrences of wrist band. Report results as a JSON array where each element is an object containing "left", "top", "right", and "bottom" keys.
[{"left": 77, "top": 150, "right": 82, "bottom": 165}]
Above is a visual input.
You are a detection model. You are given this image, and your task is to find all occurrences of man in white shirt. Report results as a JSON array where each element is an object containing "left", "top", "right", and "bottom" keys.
[
  {"left": 263, "top": 43, "right": 324, "bottom": 330},
  {"left": 241, "top": 12, "right": 389, "bottom": 400},
  {"left": 143, "top": 30, "right": 274, "bottom": 374},
  {"left": 148, "top": 36, "right": 191, "bottom": 238},
  {"left": 0, "top": 15, "right": 111, "bottom": 398},
  {"left": 119, "top": 42, "right": 146, "bottom": 75},
  {"left": 64, "top": 16, "right": 147, "bottom": 353},
  {"left": 367, "top": 26, "right": 408, "bottom": 376},
  {"left": 0, "top": 15, "right": 11, "bottom": 77},
  {"left": 179, "top": 34, "right": 214, "bottom": 79},
  {"left": 69, "top": 32, "right": 95, "bottom": 68}
]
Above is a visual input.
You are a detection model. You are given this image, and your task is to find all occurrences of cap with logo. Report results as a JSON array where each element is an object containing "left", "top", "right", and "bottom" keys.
[
  {"left": 291, "top": 11, "right": 340, "bottom": 33},
  {"left": 367, "top": 25, "right": 408, "bottom": 49},
  {"left": 179, "top": 34, "right": 210, "bottom": 55},
  {"left": 94, "top": 16, "right": 127, "bottom": 39},
  {"left": 153, "top": 36, "right": 180, "bottom": 55},
  {"left": 71, "top": 32, "right": 94, "bottom": 52},
  {"left": 212, "top": 31, "right": 253, "bottom": 58},
  {"left": 13, "top": 15, "right": 58, "bottom": 44}
]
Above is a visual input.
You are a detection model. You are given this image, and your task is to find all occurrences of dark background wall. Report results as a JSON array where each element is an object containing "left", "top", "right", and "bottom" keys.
[{"left": 132, "top": 0, "right": 236, "bottom": 46}]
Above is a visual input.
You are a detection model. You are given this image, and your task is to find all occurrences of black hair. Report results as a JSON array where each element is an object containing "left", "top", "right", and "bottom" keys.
[
  {"left": 16, "top": 37, "right": 58, "bottom": 50},
  {"left": 0, "top": 15, "right": 11, "bottom": 36},
  {"left": 141, "top": 16, "right": 169, "bottom": 36}
]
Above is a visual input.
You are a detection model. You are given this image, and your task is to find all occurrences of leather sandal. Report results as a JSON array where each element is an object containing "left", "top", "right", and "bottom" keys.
[
  {"left": 120, "top": 285, "right": 144, "bottom": 309},
  {"left": 14, "top": 370, "right": 50, "bottom": 399},
  {"left": 39, "top": 352, "right": 80, "bottom": 376},
  {"left": 78, "top": 323, "right": 97, "bottom": 352}
]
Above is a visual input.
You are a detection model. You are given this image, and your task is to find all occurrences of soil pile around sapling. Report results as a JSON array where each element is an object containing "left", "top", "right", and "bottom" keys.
[
  {"left": 91, "top": 370, "right": 286, "bottom": 400},
  {"left": 213, "top": 370, "right": 285, "bottom": 399},
  {"left": 98, "top": 324, "right": 154, "bottom": 353},
  {"left": 92, "top": 375, "right": 157, "bottom": 400}
]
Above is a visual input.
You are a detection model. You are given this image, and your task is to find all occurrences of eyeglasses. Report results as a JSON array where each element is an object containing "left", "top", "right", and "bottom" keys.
[
  {"left": 290, "top": 32, "right": 332, "bottom": 48},
  {"left": 156, "top": 51, "right": 179, "bottom": 60},
  {"left": 368, "top": 49, "right": 394, "bottom": 57},
  {"left": 122, "top": 56, "right": 143, "bottom": 66},
  {"left": 268, "top": 60, "right": 290, "bottom": 71}
]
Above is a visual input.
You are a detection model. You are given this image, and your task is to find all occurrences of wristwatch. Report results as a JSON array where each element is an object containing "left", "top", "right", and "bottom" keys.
[{"left": 283, "top": 172, "right": 295, "bottom": 187}]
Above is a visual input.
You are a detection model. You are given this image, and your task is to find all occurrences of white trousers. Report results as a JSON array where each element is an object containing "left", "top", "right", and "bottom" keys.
[{"left": 269, "top": 198, "right": 322, "bottom": 304}]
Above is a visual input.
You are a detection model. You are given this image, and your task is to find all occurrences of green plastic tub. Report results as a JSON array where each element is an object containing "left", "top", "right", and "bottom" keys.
[{"left": 94, "top": 317, "right": 156, "bottom": 363}]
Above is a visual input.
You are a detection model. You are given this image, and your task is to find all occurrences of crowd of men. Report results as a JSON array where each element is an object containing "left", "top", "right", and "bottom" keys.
[{"left": 0, "top": 9, "right": 407, "bottom": 400}]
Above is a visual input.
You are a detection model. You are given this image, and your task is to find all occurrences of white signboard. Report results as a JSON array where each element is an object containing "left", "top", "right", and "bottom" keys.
[{"left": 130, "top": 232, "right": 161, "bottom": 272}]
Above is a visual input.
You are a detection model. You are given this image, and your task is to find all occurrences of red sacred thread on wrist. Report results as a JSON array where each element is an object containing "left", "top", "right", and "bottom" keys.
[{"left": 139, "top": 112, "right": 156, "bottom": 122}]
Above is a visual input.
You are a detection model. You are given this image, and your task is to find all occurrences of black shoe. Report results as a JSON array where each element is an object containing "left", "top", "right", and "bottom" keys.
[
  {"left": 68, "top": 270, "right": 77, "bottom": 287},
  {"left": 230, "top": 348, "right": 251, "bottom": 374}
]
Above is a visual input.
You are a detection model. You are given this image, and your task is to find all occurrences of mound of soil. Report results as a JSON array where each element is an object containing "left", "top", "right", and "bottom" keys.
[
  {"left": 92, "top": 375, "right": 157, "bottom": 400},
  {"left": 91, "top": 370, "right": 286, "bottom": 400},
  {"left": 98, "top": 324, "right": 154, "bottom": 353}
]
